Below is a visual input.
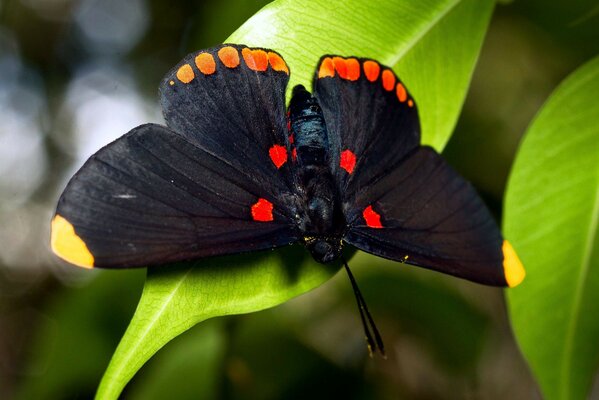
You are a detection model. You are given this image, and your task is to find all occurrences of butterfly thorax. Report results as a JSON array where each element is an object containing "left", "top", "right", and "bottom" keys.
[{"left": 289, "top": 85, "right": 344, "bottom": 263}]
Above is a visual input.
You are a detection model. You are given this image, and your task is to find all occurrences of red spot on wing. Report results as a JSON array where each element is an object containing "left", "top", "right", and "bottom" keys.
[
  {"left": 269, "top": 144, "right": 288, "bottom": 168},
  {"left": 382, "top": 69, "right": 395, "bottom": 91},
  {"left": 288, "top": 134, "right": 294, "bottom": 144},
  {"left": 251, "top": 198, "right": 274, "bottom": 222},
  {"left": 345, "top": 58, "right": 360, "bottom": 81},
  {"left": 396, "top": 82, "right": 407, "bottom": 102},
  {"left": 363, "top": 205, "right": 383, "bottom": 228},
  {"left": 363, "top": 60, "right": 380, "bottom": 82},
  {"left": 340, "top": 149, "right": 356, "bottom": 174},
  {"left": 242, "top": 48, "right": 268, "bottom": 71},
  {"left": 332, "top": 57, "right": 348, "bottom": 79},
  {"left": 291, "top": 148, "right": 297, "bottom": 161}
]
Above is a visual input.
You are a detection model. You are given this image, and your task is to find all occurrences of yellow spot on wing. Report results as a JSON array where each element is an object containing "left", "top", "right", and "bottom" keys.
[
  {"left": 51, "top": 215, "right": 94, "bottom": 268},
  {"left": 502, "top": 240, "right": 525, "bottom": 287}
]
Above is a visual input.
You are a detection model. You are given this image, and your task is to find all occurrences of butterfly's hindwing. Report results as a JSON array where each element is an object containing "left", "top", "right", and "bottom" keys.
[{"left": 343, "top": 147, "right": 507, "bottom": 286}]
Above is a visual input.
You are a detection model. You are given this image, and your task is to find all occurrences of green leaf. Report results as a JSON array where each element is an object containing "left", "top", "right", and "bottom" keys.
[
  {"left": 505, "top": 56, "right": 599, "bottom": 400},
  {"left": 96, "top": 0, "right": 494, "bottom": 398}
]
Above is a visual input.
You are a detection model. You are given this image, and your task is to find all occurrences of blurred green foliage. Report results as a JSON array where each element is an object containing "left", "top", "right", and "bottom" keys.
[
  {"left": 0, "top": 0, "right": 597, "bottom": 399},
  {"left": 506, "top": 56, "right": 599, "bottom": 400}
]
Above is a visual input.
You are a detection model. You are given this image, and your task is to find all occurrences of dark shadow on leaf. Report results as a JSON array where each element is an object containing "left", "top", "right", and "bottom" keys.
[{"left": 146, "top": 245, "right": 340, "bottom": 285}]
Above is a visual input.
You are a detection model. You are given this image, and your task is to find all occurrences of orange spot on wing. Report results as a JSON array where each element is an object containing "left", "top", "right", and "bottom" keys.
[
  {"left": 363, "top": 60, "right": 380, "bottom": 82},
  {"left": 251, "top": 198, "right": 274, "bottom": 222},
  {"left": 345, "top": 58, "right": 360, "bottom": 81},
  {"left": 242, "top": 48, "right": 268, "bottom": 71},
  {"left": 51, "top": 215, "right": 94, "bottom": 268},
  {"left": 218, "top": 46, "right": 240, "bottom": 68},
  {"left": 382, "top": 69, "right": 395, "bottom": 91},
  {"left": 176, "top": 64, "right": 195, "bottom": 83},
  {"left": 408, "top": 99, "right": 414, "bottom": 107},
  {"left": 396, "top": 82, "right": 407, "bottom": 102},
  {"left": 363, "top": 205, "right": 383, "bottom": 228},
  {"left": 318, "top": 57, "right": 335, "bottom": 78},
  {"left": 195, "top": 52, "right": 216, "bottom": 75},
  {"left": 268, "top": 52, "right": 289, "bottom": 74},
  {"left": 332, "top": 56, "right": 348, "bottom": 79},
  {"left": 269, "top": 144, "right": 288, "bottom": 168},
  {"left": 340, "top": 149, "right": 356, "bottom": 174}
]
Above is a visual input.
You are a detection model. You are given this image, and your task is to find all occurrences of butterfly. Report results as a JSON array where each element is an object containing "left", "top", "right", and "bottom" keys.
[{"left": 51, "top": 44, "right": 525, "bottom": 355}]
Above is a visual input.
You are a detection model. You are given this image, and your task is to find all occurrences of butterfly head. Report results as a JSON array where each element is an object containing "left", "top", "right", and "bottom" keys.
[{"left": 304, "top": 236, "right": 343, "bottom": 264}]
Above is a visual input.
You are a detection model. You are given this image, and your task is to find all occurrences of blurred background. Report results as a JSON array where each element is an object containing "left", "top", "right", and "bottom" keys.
[{"left": 1, "top": 0, "right": 598, "bottom": 399}]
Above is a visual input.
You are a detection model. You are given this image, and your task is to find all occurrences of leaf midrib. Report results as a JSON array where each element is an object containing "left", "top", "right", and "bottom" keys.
[{"left": 388, "top": 0, "right": 460, "bottom": 67}]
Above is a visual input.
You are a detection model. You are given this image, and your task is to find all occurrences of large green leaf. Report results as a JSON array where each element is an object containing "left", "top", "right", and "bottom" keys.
[
  {"left": 505, "top": 56, "right": 599, "bottom": 400},
  {"left": 96, "top": 0, "right": 494, "bottom": 398}
]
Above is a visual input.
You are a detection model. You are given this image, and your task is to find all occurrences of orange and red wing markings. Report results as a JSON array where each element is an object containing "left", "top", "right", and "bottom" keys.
[
  {"left": 340, "top": 149, "right": 357, "bottom": 174},
  {"left": 268, "top": 144, "right": 288, "bottom": 168},
  {"left": 267, "top": 51, "right": 289, "bottom": 74},
  {"left": 345, "top": 58, "right": 360, "bottom": 81},
  {"left": 381, "top": 69, "right": 395, "bottom": 91},
  {"left": 176, "top": 64, "right": 195, "bottom": 83},
  {"left": 363, "top": 205, "right": 383, "bottom": 228},
  {"left": 195, "top": 52, "right": 216, "bottom": 75},
  {"left": 218, "top": 46, "right": 240, "bottom": 68},
  {"left": 251, "top": 198, "right": 274, "bottom": 222},
  {"left": 319, "top": 56, "right": 360, "bottom": 81},
  {"left": 332, "top": 57, "right": 348, "bottom": 79},
  {"left": 242, "top": 48, "right": 268, "bottom": 71},
  {"left": 363, "top": 60, "right": 380, "bottom": 82},
  {"left": 395, "top": 82, "right": 407, "bottom": 103},
  {"left": 318, "top": 57, "right": 335, "bottom": 78}
]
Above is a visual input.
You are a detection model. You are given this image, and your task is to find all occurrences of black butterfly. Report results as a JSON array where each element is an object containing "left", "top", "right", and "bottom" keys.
[{"left": 51, "top": 44, "right": 524, "bottom": 355}]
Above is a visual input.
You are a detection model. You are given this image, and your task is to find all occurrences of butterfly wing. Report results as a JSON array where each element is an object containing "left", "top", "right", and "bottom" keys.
[
  {"left": 52, "top": 124, "right": 299, "bottom": 268},
  {"left": 344, "top": 146, "right": 515, "bottom": 286},
  {"left": 161, "top": 44, "right": 295, "bottom": 189},
  {"left": 312, "top": 56, "right": 420, "bottom": 194},
  {"left": 52, "top": 45, "right": 300, "bottom": 269},
  {"left": 312, "top": 56, "right": 522, "bottom": 287}
]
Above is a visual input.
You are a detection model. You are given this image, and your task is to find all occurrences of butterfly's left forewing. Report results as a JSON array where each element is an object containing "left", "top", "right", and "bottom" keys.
[{"left": 52, "top": 45, "right": 301, "bottom": 269}]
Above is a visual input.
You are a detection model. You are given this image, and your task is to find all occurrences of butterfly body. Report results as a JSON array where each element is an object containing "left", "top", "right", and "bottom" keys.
[
  {"left": 51, "top": 44, "right": 524, "bottom": 288},
  {"left": 289, "top": 84, "right": 345, "bottom": 263}
]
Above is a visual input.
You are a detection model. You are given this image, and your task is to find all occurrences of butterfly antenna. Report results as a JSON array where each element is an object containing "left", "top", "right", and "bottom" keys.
[{"left": 341, "top": 257, "right": 386, "bottom": 358}]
